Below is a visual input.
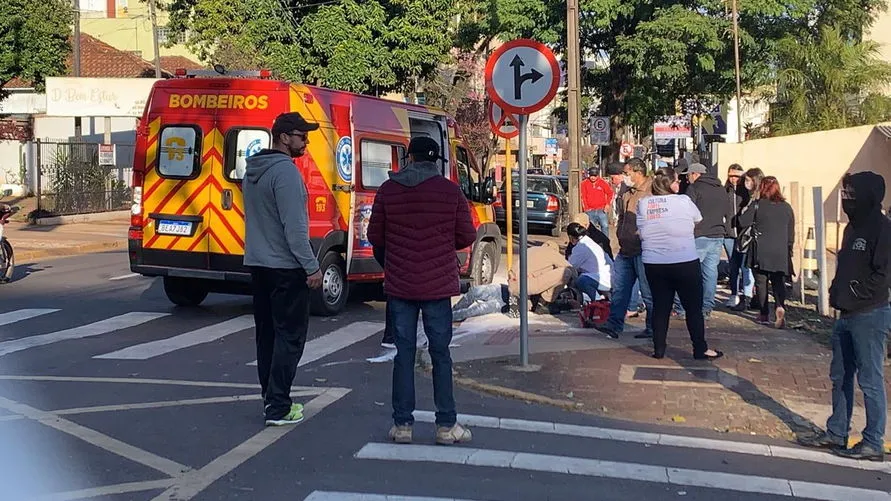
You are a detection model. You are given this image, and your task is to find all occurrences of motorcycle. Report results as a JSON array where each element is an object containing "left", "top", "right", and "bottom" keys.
[{"left": 0, "top": 205, "right": 18, "bottom": 283}]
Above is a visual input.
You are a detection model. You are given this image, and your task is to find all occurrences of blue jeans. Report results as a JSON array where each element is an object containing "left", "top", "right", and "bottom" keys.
[
  {"left": 605, "top": 254, "right": 653, "bottom": 335},
  {"left": 390, "top": 297, "right": 456, "bottom": 427},
  {"left": 628, "top": 280, "right": 641, "bottom": 311},
  {"left": 585, "top": 209, "right": 609, "bottom": 235},
  {"left": 723, "top": 237, "right": 754, "bottom": 298},
  {"left": 576, "top": 275, "right": 605, "bottom": 302},
  {"left": 826, "top": 305, "right": 891, "bottom": 450},
  {"left": 675, "top": 237, "right": 724, "bottom": 315},
  {"left": 453, "top": 284, "right": 505, "bottom": 321}
]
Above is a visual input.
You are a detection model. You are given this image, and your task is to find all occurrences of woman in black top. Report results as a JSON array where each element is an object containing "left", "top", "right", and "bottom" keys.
[{"left": 737, "top": 176, "right": 795, "bottom": 328}]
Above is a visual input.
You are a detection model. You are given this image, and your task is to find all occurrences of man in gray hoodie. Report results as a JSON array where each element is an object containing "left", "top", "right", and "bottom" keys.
[{"left": 243, "top": 112, "right": 323, "bottom": 427}]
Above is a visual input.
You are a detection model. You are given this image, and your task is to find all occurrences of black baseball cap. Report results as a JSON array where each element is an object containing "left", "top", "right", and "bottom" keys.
[
  {"left": 407, "top": 136, "right": 441, "bottom": 161},
  {"left": 587, "top": 167, "right": 600, "bottom": 176},
  {"left": 271, "top": 112, "right": 319, "bottom": 137}
]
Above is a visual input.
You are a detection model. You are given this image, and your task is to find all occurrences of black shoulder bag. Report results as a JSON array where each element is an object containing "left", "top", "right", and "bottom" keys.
[{"left": 735, "top": 201, "right": 761, "bottom": 254}]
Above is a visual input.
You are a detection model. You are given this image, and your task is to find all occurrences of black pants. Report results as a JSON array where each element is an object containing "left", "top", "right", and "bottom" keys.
[
  {"left": 644, "top": 259, "right": 709, "bottom": 358},
  {"left": 755, "top": 270, "right": 786, "bottom": 315},
  {"left": 250, "top": 266, "right": 310, "bottom": 420}
]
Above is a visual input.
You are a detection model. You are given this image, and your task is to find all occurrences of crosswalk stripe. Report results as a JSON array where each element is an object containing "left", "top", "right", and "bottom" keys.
[
  {"left": 412, "top": 411, "right": 891, "bottom": 473},
  {"left": 355, "top": 443, "right": 891, "bottom": 501},
  {"left": 0, "top": 309, "right": 60, "bottom": 327},
  {"left": 0, "top": 312, "right": 169, "bottom": 357},
  {"left": 305, "top": 492, "right": 479, "bottom": 501},
  {"left": 93, "top": 315, "right": 255, "bottom": 360},
  {"left": 247, "top": 321, "right": 385, "bottom": 367}
]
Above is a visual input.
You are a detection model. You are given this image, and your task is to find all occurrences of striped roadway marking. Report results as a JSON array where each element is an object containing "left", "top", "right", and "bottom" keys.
[
  {"left": 412, "top": 411, "right": 891, "bottom": 474},
  {"left": 247, "top": 321, "right": 385, "bottom": 367},
  {"left": 0, "top": 308, "right": 60, "bottom": 327},
  {"left": 305, "top": 492, "right": 478, "bottom": 501},
  {"left": 0, "top": 312, "right": 169, "bottom": 357},
  {"left": 94, "top": 315, "right": 255, "bottom": 360},
  {"left": 355, "top": 443, "right": 891, "bottom": 501}
]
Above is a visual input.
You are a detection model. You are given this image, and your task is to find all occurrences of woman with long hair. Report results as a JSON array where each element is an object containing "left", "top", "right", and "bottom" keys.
[
  {"left": 737, "top": 176, "right": 795, "bottom": 328},
  {"left": 636, "top": 167, "right": 723, "bottom": 360}
]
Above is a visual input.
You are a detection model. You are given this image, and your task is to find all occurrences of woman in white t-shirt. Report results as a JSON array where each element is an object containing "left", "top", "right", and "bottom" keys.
[{"left": 636, "top": 167, "right": 723, "bottom": 361}]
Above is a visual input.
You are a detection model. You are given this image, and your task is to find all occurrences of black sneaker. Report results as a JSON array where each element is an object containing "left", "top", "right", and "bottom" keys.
[
  {"left": 796, "top": 430, "right": 846, "bottom": 450},
  {"left": 832, "top": 441, "right": 885, "bottom": 462},
  {"left": 594, "top": 325, "right": 619, "bottom": 339}
]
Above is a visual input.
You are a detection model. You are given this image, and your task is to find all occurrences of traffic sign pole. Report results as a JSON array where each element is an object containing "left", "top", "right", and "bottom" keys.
[
  {"left": 485, "top": 38, "right": 559, "bottom": 367},
  {"left": 517, "top": 113, "right": 529, "bottom": 366},
  {"left": 505, "top": 139, "right": 513, "bottom": 273}
]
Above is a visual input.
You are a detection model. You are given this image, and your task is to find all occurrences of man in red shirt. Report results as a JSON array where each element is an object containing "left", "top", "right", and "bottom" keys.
[
  {"left": 581, "top": 166, "right": 614, "bottom": 234},
  {"left": 368, "top": 136, "right": 477, "bottom": 446}
]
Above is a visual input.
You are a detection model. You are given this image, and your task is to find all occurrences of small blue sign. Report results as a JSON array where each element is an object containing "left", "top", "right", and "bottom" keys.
[
  {"left": 246, "top": 138, "right": 263, "bottom": 158},
  {"left": 545, "top": 137, "right": 558, "bottom": 155},
  {"left": 336, "top": 136, "right": 353, "bottom": 182}
]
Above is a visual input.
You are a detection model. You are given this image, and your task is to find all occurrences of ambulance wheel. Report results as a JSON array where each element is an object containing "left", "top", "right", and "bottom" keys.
[
  {"left": 163, "top": 277, "right": 208, "bottom": 307},
  {"left": 471, "top": 241, "right": 497, "bottom": 286},
  {"left": 311, "top": 252, "right": 348, "bottom": 316}
]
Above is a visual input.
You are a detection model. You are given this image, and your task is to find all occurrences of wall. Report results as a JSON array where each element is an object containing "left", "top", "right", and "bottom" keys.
[
  {"left": 715, "top": 122, "right": 891, "bottom": 250},
  {"left": 866, "top": 10, "right": 891, "bottom": 94},
  {"left": 80, "top": 1, "right": 198, "bottom": 62}
]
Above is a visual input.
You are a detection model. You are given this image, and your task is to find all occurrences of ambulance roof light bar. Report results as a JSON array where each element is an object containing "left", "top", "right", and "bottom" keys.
[{"left": 173, "top": 66, "right": 273, "bottom": 79}]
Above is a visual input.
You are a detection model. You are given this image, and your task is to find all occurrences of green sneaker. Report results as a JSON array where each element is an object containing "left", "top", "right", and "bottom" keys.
[{"left": 265, "top": 403, "right": 305, "bottom": 426}]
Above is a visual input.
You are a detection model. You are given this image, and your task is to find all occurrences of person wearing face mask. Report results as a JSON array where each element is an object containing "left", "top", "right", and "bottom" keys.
[
  {"left": 733, "top": 167, "right": 766, "bottom": 312},
  {"left": 798, "top": 172, "right": 891, "bottom": 462},
  {"left": 594, "top": 158, "right": 655, "bottom": 340}
]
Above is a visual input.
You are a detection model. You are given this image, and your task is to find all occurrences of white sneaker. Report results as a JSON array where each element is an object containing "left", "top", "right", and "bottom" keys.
[
  {"left": 381, "top": 342, "right": 396, "bottom": 349},
  {"left": 724, "top": 296, "right": 740, "bottom": 308}
]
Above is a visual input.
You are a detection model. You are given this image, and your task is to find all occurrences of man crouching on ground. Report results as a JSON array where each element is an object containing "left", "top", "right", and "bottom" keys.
[{"left": 368, "top": 136, "right": 477, "bottom": 445}]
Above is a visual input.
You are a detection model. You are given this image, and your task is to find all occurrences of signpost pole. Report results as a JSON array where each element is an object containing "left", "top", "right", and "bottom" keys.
[
  {"left": 505, "top": 139, "right": 514, "bottom": 272},
  {"left": 518, "top": 114, "right": 529, "bottom": 366}
]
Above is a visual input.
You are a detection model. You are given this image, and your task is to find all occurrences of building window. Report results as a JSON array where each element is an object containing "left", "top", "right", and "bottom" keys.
[{"left": 157, "top": 27, "right": 187, "bottom": 45}]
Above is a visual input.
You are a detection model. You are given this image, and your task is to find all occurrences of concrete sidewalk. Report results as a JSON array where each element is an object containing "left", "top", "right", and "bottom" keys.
[
  {"left": 449, "top": 291, "right": 891, "bottom": 453},
  {"left": 5, "top": 217, "right": 128, "bottom": 262}
]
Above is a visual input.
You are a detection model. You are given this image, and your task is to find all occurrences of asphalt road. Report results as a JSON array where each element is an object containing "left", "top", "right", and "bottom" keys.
[{"left": 0, "top": 251, "right": 888, "bottom": 501}]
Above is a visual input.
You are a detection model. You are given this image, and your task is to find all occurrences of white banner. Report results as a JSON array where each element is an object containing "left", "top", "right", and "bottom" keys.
[{"left": 45, "top": 77, "right": 160, "bottom": 117}]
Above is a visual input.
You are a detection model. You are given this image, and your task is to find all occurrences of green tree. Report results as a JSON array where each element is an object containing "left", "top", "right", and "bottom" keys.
[
  {"left": 165, "top": 0, "right": 457, "bottom": 94},
  {"left": 0, "top": 0, "right": 72, "bottom": 98},
  {"left": 770, "top": 25, "right": 891, "bottom": 136}
]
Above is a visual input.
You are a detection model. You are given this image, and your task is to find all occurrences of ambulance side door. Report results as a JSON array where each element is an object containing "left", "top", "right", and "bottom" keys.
[{"left": 349, "top": 132, "right": 406, "bottom": 276}]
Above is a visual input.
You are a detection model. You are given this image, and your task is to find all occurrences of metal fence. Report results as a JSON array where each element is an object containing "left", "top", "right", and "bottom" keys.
[{"left": 35, "top": 140, "right": 134, "bottom": 216}]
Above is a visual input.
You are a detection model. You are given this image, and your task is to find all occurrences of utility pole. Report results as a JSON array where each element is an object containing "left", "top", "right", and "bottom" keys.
[
  {"left": 148, "top": 0, "right": 162, "bottom": 78},
  {"left": 732, "top": 0, "right": 744, "bottom": 143},
  {"left": 73, "top": 0, "right": 82, "bottom": 138},
  {"left": 566, "top": 0, "right": 582, "bottom": 216}
]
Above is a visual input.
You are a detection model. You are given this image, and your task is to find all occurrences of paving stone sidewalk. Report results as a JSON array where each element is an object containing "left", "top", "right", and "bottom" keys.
[{"left": 451, "top": 299, "right": 891, "bottom": 452}]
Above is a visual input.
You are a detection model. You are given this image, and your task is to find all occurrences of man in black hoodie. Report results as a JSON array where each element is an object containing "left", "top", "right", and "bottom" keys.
[
  {"left": 675, "top": 163, "right": 731, "bottom": 318},
  {"left": 798, "top": 172, "right": 890, "bottom": 462}
]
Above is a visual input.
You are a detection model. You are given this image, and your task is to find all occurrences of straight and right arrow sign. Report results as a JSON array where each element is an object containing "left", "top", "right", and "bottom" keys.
[{"left": 485, "top": 39, "right": 560, "bottom": 115}]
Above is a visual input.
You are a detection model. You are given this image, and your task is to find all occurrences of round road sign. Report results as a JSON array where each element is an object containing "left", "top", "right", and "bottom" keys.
[
  {"left": 488, "top": 101, "right": 520, "bottom": 139},
  {"left": 485, "top": 39, "right": 560, "bottom": 115},
  {"left": 620, "top": 142, "right": 633, "bottom": 157}
]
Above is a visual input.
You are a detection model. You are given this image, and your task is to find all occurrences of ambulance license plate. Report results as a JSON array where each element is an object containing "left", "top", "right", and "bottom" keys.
[{"left": 157, "top": 220, "right": 192, "bottom": 236}]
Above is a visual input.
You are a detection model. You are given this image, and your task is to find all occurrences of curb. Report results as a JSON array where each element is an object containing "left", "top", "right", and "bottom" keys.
[
  {"left": 32, "top": 210, "right": 130, "bottom": 227},
  {"left": 453, "top": 377, "right": 891, "bottom": 454},
  {"left": 453, "top": 376, "right": 582, "bottom": 411},
  {"left": 15, "top": 240, "right": 125, "bottom": 263}
]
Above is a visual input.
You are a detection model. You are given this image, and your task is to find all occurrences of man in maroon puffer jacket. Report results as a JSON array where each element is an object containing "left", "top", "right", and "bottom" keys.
[{"left": 368, "top": 136, "right": 477, "bottom": 446}]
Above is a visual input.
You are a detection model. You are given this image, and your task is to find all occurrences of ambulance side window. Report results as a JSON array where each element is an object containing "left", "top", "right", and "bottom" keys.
[
  {"left": 225, "top": 128, "right": 271, "bottom": 181},
  {"left": 158, "top": 126, "right": 201, "bottom": 178},
  {"left": 455, "top": 146, "right": 479, "bottom": 201},
  {"left": 360, "top": 140, "right": 405, "bottom": 190}
]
